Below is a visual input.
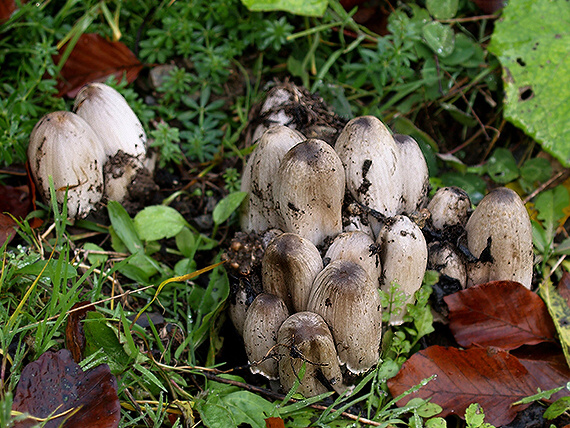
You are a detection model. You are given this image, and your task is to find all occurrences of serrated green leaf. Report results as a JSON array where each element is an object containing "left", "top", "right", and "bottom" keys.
[
  {"left": 134, "top": 205, "right": 187, "bottom": 241},
  {"left": 240, "top": 0, "right": 327, "bottom": 16},
  {"left": 488, "top": 0, "right": 570, "bottom": 166},
  {"left": 426, "top": 0, "right": 458, "bottom": 20},
  {"left": 544, "top": 396, "right": 570, "bottom": 420},
  {"left": 422, "top": 21, "right": 455, "bottom": 57}
]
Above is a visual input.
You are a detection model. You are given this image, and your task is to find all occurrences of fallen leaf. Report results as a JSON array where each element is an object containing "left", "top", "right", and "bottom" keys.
[
  {"left": 387, "top": 346, "right": 540, "bottom": 426},
  {"left": 0, "top": 0, "right": 16, "bottom": 22},
  {"left": 65, "top": 301, "right": 94, "bottom": 363},
  {"left": 265, "top": 416, "right": 286, "bottom": 428},
  {"left": 0, "top": 183, "right": 35, "bottom": 247},
  {"left": 0, "top": 214, "right": 18, "bottom": 247},
  {"left": 514, "top": 345, "right": 570, "bottom": 402},
  {"left": 539, "top": 279, "right": 570, "bottom": 370},
  {"left": 12, "top": 349, "right": 120, "bottom": 428},
  {"left": 445, "top": 281, "right": 557, "bottom": 350},
  {"left": 54, "top": 33, "right": 143, "bottom": 98},
  {"left": 471, "top": 0, "right": 506, "bottom": 13}
]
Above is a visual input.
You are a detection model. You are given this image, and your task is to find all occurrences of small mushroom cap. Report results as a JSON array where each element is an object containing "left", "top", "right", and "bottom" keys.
[
  {"left": 428, "top": 241, "right": 467, "bottom": 289},
  {"left": 274, "top": 139, "right": 345, "bottom": 246},
  {"left": 307, "top": 260, "right": 382, "bottom": 374},
  {"left": 243, "top": 293, "right": 290, "bottom": 380},
  {"left": 427, "top": 186, "right": 471, "bottom": 231},
  {"left": 393, "top": 134, "right": 430, "bottom": 214},
  {"left": 262, "top": 233, "right": 323, "bottom": 312},
  {"left": 465, "top": 187, "right": 533, "bottom": 288},
  {"left": 277, "top": 311, "right": 346, "bottom": 397},
  {"left": 28, "top": 111, "right": 106, "bottom": 219},
  {"left": 378, "top": 215, "right": 428, "bottom": 325},
  {"left": 324, "top": 230, "right": 381, "bottom": 285},
  {"left": 335, "top": 116, "right": 403, "bottom": 236},
  {"left": 240, "top": 126, "right": 305, "bottom": 233},
  {"left": 74, "top": 82, "right": 146, "bottom": 158}
]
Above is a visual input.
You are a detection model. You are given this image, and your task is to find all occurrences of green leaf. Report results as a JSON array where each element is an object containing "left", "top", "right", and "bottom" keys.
[
  {"left": 422, "top": 21, "right": 455, "bottom": 57},
  {"left": 83, "top": 243, "right": 107, "bottom": 267},
  {"left": 520, "top": 157, "right": 552, "bottom": 184},
  {"left": 240, "top": 0, "right": 328, "bottom": 17},
  {"left": 213, "top": 191, "right": 247, "bottom": 225},
  {"left": 425, "top": 417, "right": 447, "bottom": 428},
  {"left": 107, "top": 201, "right": 143, "bottom": 255},
  {"left": 544, "top": 396, "right": 570, "bottom": 420},
  {"left": 534, "top": 185, "right": 570, "bottom": 243},
  {"left": 83, "top": 312, "right": 132, "bottom": 374},
  {"left": 440, "top": 172, "right": 486, "bottom": 204},
  {"left": 199, "top": 390, "right": 274, "bottom": 428},
  {"left": 15, "top": 259, "right": 77, "bottom": 281},
  {"left": 485, "top": 148, "right": 520, "bottom": 184},
  {"left": 426, "top": 0, "right": 458, "bottom": 20},
  {"left": 134, "top": 205, "right": 187, "bottom": 241},
  {"left": 488, "top": 0, "right": 570, "bottom": 167}
]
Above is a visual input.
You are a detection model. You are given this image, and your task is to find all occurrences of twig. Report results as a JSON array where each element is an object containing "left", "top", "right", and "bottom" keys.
[
  {"left": 440, "top": 14, "right": 499, "bottom": 23},
  {"left": 523, "top": 171, "right": 566, "bottom": 204}
]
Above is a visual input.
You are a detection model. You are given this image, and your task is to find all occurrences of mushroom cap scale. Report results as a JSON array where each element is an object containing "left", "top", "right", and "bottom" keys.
[
  {"left": 28, "top": 111, "right": 106, "bottom": 219},
  {"left": 307, "top": 259, "right": 382, "bottom": 374},
  {"left": 277, "top": 311, "right": 345, "bottom": 397},
  {"left": 274, "top": 139, "right": 345, "bottom": 246}
]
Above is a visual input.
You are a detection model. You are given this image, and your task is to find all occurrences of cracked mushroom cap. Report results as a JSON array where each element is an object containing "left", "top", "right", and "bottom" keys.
[
  {"left": 465, "top": 187, "right": 533, "bottom": 289},
  {"left": 307, "top": 260, "right": 382, "bottom": 374},
  {"left": 277, "top": 311, "right": 346, "bottom": 397},
  {"left": 262, "top": 233, "right": 323, "bottom": 312},
  {"left": 273, "top": 139, "right": 345, "bottom": 247}
]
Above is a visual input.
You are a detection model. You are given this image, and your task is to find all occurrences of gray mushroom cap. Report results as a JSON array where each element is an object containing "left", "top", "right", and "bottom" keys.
[
  {"left": 277, "top": 311, "right": 346, "bottom": 397},
  {"left": 307, "top": 260, "right": 382, "bottom": 374}
]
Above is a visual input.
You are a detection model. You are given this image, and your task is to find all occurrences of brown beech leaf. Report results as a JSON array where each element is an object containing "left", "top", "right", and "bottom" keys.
[
  {"left": 265, "top": 417, "right": 286, "bottom": 428},
  {"left": 513, "top": 344, "right": 570, "bottom": 402},
  {"left": 0, "top": 214, "right": 18, "bottom": 247},
  {"left": 0, "top": 0, "right": 17, "bottom": 23},
  {"left": 0, "top": 183, "right": 34, "bottom": 247},
  {"left": 12, "top": 349, "right": 120, "bottom": 428},
  {"left": 65, "top": 301, "right": 94, "bottom": 363},
  {"left": 445, "top": 280, "right": 557, "bottom": 350},
  {"left": 387, "top": 346, "right": 540, "bottom": 426},
  {"left": 55, "top": 33, "right": 143, "bottom": 98}
]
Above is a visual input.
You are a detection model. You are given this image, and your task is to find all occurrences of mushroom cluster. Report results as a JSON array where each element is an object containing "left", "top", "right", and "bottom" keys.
[
  {"left": 230, "top": 101, "right": 534, "bottom": 397},
  {"left": 27, "top": 83, "right": 154, "bottom": 219}
]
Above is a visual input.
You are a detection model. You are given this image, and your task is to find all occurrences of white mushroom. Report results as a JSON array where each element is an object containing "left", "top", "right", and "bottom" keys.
[
  {"left": 465, "top": 187, "right": 533, "bottom": 288},
  {"left": 273, "top": 139, "right": 345, "bottom": 246},
  {"left": 393, "top": 134, "right": 430, "bottom": 214},
  {"left": 427, "top": 186, "right": 471, "bottom": 231},
  {"left": 27, "top": 111, "right": 106, "bottom": 219}
]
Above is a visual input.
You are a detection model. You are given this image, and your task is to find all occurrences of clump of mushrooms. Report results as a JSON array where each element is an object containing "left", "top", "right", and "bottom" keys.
[
  {"left": 226, "top": 84, "right": 535, "bottom": 398},
  {"left": 27, "top": 83, "right": 154, "bottom": 219}
]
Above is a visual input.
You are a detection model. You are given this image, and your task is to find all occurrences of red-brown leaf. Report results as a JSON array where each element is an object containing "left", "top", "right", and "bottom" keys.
[
  {"left": 387, "top": 346, "right": 539, "bottom": 426},
  {"left": 445, "top": 281, "right": 557, "bottom": 350},
  {"left": 54, "top": 33, "right": 143, "bottom": 98},
  {"left": 0, "top": 0, "right": 17, "bottom": 23},
  {"left": 0, "top": 184, "right": 32, "bottom": 247},
  {"left": 265, "top": 417, "right": 286, "bottom": 428},
  {"left": 0, "top": 213, "right": 18, "bottom": 246},
  {"left": 12, "top": 349, "right": 120, "bottom": 428},
  {"left": 65, "top": 301, "right": 94, "bottom": 363},
  {"left": 513, "top": 344, "right": 570, "bottom": 402}
]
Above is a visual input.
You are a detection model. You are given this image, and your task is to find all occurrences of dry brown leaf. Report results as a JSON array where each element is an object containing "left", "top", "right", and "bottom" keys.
[
  {"left": 387, "top": 346, "right": 542, "bottom": 426},
  {"left": 65, "top": 301, "right": 94, "bottom": 363},
  {"left": 54, "top": 33, "right": 143, "bottom": 98},
  {"left": 0, "top": 0, "right": 16, "bottom": 23},
  {"left": 445, "top": 280, "right": 557, "bottom": 350},
  {"left": 265, "top": 416, "right": 286, "bottom": 428},
  {"left": 12, "top": 349, "right": 120, "bottom": 428}
]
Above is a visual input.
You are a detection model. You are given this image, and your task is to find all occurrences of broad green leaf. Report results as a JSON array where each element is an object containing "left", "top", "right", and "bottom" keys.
[
  {"left": 212, "top": 191, "right": 247, "bottom": 225},
  {"left": 534, "top": 185, "right": 570, "bottom": 243},
  {"left": 15, "top": 258, "right": 77, "bottom": 281},
  {"left": 83, "top": 243, "right": 107, "bottom": 267},
  {"left": 485, "top": 148, "right": 519, "bottom": 184},
  {"left": 544, "top": 396, "right": 570, "bottom": 420},
  {"left": 240, "top": 0, "right": 328, "bottom": 17},
  {"left": 107, "top": 201, "right": 143, "bottom": 254},
  {"left": 199, "top": 390, "right": 274, "bottom": 428},
  {"left": 489, "top": 0, "right": 570, "bottom": 166},
  {"left": 422, "top": 22, "right": 454, "bottom": 57},
  {"left": 440, "top": 172, "right": 486, "bottom": 204},
  {"left": 539, "top": 280, "right": 570, "bottom": 369},
  {"left": 134, "top": 205, "right": 187, "bottom": 241},
  {"left": 83, "top": 311, "right": 131, "bottom": 374},
  {"left": 426, "top": 0, "right": 458, "bottom": 20},
  {"left": 519, "top": 157, "right": 552, "bottom": 192}
]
